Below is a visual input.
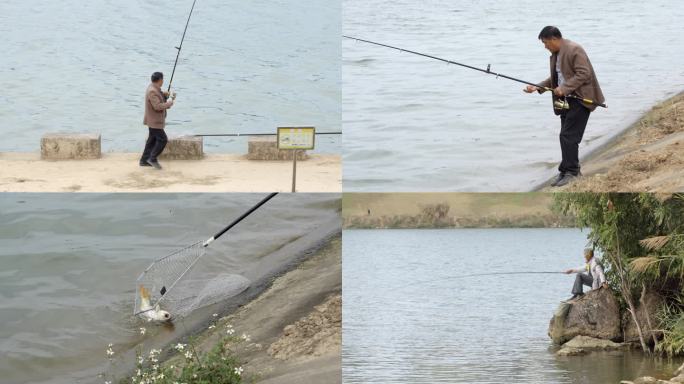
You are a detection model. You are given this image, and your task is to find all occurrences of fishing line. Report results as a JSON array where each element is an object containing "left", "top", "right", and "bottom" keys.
[
  {"left": 344, "top": 35, "right": 607, "bottom": 108},
  {"left": 406, "top": 271, "right": 565, "bottom": 288}
]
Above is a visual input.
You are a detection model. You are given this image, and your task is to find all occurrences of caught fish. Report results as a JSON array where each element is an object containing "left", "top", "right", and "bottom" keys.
[{"left": 138, "top": 285, "right": 172, "bottom": 322}]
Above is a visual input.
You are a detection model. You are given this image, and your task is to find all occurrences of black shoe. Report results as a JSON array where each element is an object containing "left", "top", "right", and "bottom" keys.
[
  {"left": 550, "top": 173, "right": 566, "bottom": 187},
  {"left": 555, "top": 173, "right": 578, "bottom": 187},
  {"left": 139, "top": 160, "right": 151, "bottom": 166},
  {"left": 146, "top": 159, "right": 162, "bottom": 170}
]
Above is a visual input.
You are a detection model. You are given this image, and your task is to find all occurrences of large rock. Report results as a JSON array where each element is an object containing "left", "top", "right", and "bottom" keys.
[
  {"left": 548, "top": 288, "right": 622, "bottom": 344},
  {"left": 556, "top": 335, "right": 627, "bottom": 356},
  {"left": 158, "top": 135, "right": 203, "bottom": 160},
  {"left": 623, "top": 290, "right": 664, "bottom": 345},
  {"left": 247, "top": 136, "right": 308, "bottom": 161},
  {"left": 41, "top": 133, "right": 101, "bottom": 160}
]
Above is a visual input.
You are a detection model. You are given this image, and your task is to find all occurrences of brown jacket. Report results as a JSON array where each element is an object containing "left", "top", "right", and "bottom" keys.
[
  {"left": 143, "top": 83, "right": 173, "bottom": 128},
  {"left": 538, "top": 39, "right": 604, "bottom": 114}
]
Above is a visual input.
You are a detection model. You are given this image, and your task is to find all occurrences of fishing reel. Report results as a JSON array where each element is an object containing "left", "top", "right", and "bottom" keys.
[{"left": 554, "top": 97, "right": 570, "bottom": 110}]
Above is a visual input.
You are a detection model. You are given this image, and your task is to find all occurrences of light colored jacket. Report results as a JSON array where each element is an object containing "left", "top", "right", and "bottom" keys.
[
  {"left": 571, "top": 257, "right": 606, "bottom": 290},
  {"left": 537, "top": 39, "right": 605, "bottom": 115},
  {"left": 143, "top": 83, "right": 173, "bottom": 129}
]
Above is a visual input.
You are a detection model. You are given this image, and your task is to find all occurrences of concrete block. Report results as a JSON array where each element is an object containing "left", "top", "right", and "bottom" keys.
[
  {"left": 159, "top": 135, "right": 203, "bottom": 160},
  {"left": 247, "top": 136, "right": 308, "bottom": 161},
  {"left": 41, "top": 133, "right": 101, "bottom": 160}
]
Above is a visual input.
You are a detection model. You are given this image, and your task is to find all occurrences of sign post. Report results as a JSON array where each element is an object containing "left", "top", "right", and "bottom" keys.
[{"left": 277, "top": 127, "right": 315, "bottom": 192}]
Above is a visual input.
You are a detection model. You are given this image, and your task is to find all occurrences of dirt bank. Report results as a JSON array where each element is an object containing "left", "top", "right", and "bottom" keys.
[
  {"left": 343, "top": 193, "right": 574, "bottom": 229},
  {"left": 187, "top": 236, "right": 341, "bottom": 384},
  {"left": 0, "top": 153, "right": 341, "bottom": 192},
  {"left": 544, "top": 92, "right": 684, "bottom": 192}
]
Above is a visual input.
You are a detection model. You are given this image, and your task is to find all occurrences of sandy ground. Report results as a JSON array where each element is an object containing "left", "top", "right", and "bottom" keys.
[
  {"left": 191, "top": 237, "right": 341, "bottom": 384},
  {"left": 0, "top": 153, "right": 341, "bottom": 192},
  {"left": 539, "top": 92, "right": 684, "bottom": 192}
]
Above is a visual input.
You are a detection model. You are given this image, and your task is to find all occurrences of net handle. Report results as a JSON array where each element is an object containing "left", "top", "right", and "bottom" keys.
[{"left": 203, "top": 192, "right": 278, "bottom": 247}]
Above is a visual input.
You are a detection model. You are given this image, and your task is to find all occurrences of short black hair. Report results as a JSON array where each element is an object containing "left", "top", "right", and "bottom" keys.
[
  {"left": 151, "top": 72, "right": 164, "bottom": 82},
  {"left": 538, "top": 26, "right": 562, "bottom": 40}
]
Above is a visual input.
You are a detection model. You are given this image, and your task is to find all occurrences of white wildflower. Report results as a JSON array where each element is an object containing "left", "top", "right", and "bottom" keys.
[
  {"left": 139, "top": 327, "right": 146, "bottom": 336},
  {"left": 208, "top": 324, "right": 215, "bottom": 330},
  {"left": 241, "top": 333, "right": 251, "bottom": 342},
  {"left": 212, "top": 313, "right": 218, "bottom": 318},
  {"left": 234, "top": 366, "right": 243, "bottom": 376},
  {"left": 174, "top": 343, "right": 186, "bottom": 351},
  {"left": 184, "top": 350, "right": 193, "bottom": 359}
]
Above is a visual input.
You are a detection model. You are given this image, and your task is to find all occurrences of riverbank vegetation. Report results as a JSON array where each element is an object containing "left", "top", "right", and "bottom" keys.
[
  {"left": 344, "top": 193, "right": 575, "bottom": 229},
  {"left": 554, "top": 193, "right": 684, "bottom": 356}
]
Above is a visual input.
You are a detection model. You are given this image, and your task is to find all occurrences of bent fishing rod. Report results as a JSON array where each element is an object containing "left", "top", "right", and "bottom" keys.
[
  {"left": 194, "top": 132, "right": 342, "bottom": 137},
  {"left": 167, "top": 0, "right": 198, "bottom": 95},
  {"left": 344, "top": 36, "right": 607, "bottom": 108}
]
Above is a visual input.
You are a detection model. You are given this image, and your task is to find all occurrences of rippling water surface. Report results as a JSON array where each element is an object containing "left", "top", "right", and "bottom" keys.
[
  {"left": 343, "top": 229, "right": 683, "bottom": 383},
  {"left": 343, "top": 0, "right": 684, "bottom": 191},
  {"left": 0, "top": 0, "right": 340, "bottom": 153},
  {"left": 0, "top": 193, "right": 340, "bottom": 384}
]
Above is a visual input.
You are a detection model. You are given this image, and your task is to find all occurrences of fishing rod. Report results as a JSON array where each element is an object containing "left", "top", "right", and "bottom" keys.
[
  {"left": 203, "top": 192, "right": 278, "bottom": 247},
  {"left": 194, "top": 132, "right": 343, "bottom": 137},
  {"left": 406, "top": 271, "right": 565, "bottom": 288},
  {"left": 344, "top": 35, "right": 607, "bottom": 109},
  {"left": 167, "top": 0, "right": 198, "bottom": 95}
]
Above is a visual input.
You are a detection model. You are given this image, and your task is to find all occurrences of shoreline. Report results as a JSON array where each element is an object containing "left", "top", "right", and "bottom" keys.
[
  {"left": 0, "top": 152, "right": 341, "bottom": 192},
  {"left": 178, "top": 236, "right": 342, "bottom": 383},
  {"left": 342, "top": 193, "right": 575, "bottom": 229},
  {"left": 535, "top": 91, "right": 684, "bottom": 192}
]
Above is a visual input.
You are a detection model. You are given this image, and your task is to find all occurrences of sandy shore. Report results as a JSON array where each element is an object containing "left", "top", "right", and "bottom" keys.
[
  {"left": 538, "top": 92, "right": 684, "bottom": 192},
  {"left": 186, "top": 236, "right": 341, "bottom": 384},
  {"left": 0, "top": 153, "right": 341, "bottom": 192}
]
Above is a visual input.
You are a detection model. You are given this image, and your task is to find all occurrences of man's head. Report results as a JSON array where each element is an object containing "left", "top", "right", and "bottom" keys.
[
  {"left": 151, "top": 72, "right": 164, "bottom": 87},
  {"left": 584, "top": 248, "right": 594, "bottom": 262},
  {"left": 538, "top": 26, "right": 563, "bottom": 53}
]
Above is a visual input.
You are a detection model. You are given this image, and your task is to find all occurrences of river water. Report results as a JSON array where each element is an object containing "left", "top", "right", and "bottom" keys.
[
  {"left": 342, "top": 0, "right": 684, "bottom": 191},
  {"left": 0, "top": 0, "right": 340, "bottom": 154},
  {"left": 343, "top": 228, "right": 683, "bottom": 383},
  {"left": 0, "top": 193, "right": 340, "bottom": 384}
]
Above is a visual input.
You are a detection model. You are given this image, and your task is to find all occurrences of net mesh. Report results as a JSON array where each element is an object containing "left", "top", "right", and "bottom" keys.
[{"left": 135, "top": 241, "right": 250, "bottom": 318}]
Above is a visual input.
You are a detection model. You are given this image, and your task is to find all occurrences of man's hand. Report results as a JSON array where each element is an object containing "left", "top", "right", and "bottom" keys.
[
  {"left": 171, "top": 91, "right": 177, "bottom": 100},
  {"left": 524, "top": 85, "right": 539, "bottom": 93},
  {"left": 167, "top": 98, "right": 175, "bottom": 107},
  {"left": 553, "top": 87, "right": 565, "bottom": 96},
  {"left": 564, "top": 269, "right": 573, "bottom": 274},
  {"left": 162, "top": 91, "right": 170, "bottom": 98}
]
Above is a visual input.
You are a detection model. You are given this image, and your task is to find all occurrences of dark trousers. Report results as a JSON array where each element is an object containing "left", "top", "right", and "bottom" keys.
[
  {"left": 572, "top": 272, "right": 593, "bottom": 295},
  {"left": 140, "top": 127, "right": 167, "bottom": 163},
  {"left": 558, "top": 98, "right": 591, "bottom": 175}
]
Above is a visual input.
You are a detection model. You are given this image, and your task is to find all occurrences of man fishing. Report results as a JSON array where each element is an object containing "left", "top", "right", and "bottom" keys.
[
  {"left": 564, "top": 248, "right": 607, "bottom": 300},
  {"left": 524, "top": 26, "right": 605, "bottom": 187},
  {"left": 140, "top": 72, "right": 176, "bottom": 170}
]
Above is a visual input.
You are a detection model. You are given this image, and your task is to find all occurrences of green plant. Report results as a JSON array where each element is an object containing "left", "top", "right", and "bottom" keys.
[
  {"left": 553, "top": 193, "right": 684, "bottom": 355},
  {"left": 103, "top": 320, "right": 253, "bottom": 384}
]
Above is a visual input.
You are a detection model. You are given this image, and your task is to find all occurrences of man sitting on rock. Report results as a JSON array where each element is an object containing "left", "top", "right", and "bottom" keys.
[{"left": 564, "top": 248, "right": 608, "bottom": 300}]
